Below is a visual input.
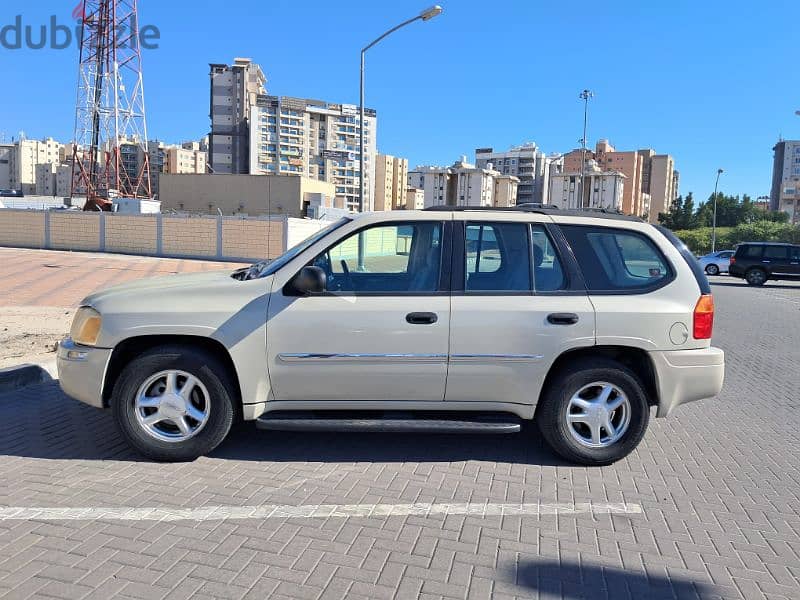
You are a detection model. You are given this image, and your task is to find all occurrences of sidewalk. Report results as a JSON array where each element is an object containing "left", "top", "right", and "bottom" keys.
[{"left": 0, "top": 248, "right": 242, "bottom": 369}]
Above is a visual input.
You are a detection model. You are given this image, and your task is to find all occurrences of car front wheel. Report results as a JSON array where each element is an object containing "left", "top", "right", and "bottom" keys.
[
  {"left": 536, "top": 358, "right": 650, "bottom": 465},
  {"left": 111, "top": 345, "right": 237, "bottom": 461}
]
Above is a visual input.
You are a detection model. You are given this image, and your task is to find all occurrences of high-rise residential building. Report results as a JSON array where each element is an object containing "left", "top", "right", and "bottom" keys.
[
  {"left": 374, "top": 153, "right": 408, "bottom": 211},
  {"left": 770, "top": 140, "right": 800, "bottom": 223},
  {"left": 7, "top": 137, "right": 62, "bottom": 194},
  {"left": 548, "top": 159, "right": 625, "bottom": 211},
  {"left": 475, "top": 143, "right": 554, "bottom": 204},
  {"left": 209, "top": 58, "right": 267, "bottom": 175},
  {"left": 560, "top": 140, "right": 674, "bottom": 220},
  {"left": 409, "top": 157, "right": 519, "bottom": 208},
  {"left": 248, "top": 95, "right": 377, "bottom": 211},
  {"left": 165, "top": 146, "right": 207, "bottom": 175}
]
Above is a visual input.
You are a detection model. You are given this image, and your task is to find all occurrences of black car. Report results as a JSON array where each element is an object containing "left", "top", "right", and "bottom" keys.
[{"left": 728, "top": 242, "right": 800, "bottom": 286}]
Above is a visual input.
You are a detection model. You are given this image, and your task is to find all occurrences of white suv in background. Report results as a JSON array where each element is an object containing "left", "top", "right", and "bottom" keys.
[{"left": 58, "top": 207, "right": 725, "bottom": 465}]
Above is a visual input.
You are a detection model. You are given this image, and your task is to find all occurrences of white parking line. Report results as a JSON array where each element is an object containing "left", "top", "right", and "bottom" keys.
[{"left": 0, "top": 502, "right": 642, "bottom": 522}]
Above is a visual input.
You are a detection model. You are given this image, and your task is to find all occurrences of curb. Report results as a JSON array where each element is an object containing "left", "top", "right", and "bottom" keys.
[{"left": 0, "top": 364, "right": 53, "bottom": 395}]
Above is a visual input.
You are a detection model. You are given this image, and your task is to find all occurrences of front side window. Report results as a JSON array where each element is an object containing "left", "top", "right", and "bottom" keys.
[
  {"left": 465, "top": 222, "right": 531, "bottom": 292},
  {"left": 311, "top": 222, "right": 442, "bottom": 293},
  {"left": 560, "top": 225, "right": 672, "bottom": 292}
]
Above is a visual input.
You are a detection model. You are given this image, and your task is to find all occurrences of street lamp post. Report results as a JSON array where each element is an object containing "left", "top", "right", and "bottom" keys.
[
  {"left": 358, "top": 5, "right": 443, "bottom": 213},
  {"left": 711, "top": 168, "right": 724, "bottom": 253},
  {"left": 578, "top": 89, "right": 593, "bottom": 209}
]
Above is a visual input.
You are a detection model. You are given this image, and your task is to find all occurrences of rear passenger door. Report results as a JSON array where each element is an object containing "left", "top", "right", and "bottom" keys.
[
  {"left": 762, "top": 245, "right": 792, "bottom": 277},
  {"left": 445, "top": 219, "right": 596, "bottom": 406}
]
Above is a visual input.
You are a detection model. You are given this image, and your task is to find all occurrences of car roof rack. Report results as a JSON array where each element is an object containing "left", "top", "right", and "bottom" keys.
[{"left": 422, "top": 204, "right": 643, "bottom": 222}]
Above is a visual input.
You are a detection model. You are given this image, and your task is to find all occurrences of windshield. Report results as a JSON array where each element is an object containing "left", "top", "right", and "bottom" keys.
[{"left": 241, "top": 217, "right": 351, "bottom": 279}]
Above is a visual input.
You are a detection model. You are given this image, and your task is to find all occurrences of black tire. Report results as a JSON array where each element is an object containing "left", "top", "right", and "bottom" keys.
[
  {"left": 111, "top": 345, "right": 237, "bottom": 461},
  {"left": 745, "top": 268, "right": 767, "bottom": 286},
  {"left": 536, "top": 357, "right": 650, "bottom": 466},
  {"left": 705, "top": 264, "right": 719, "bottom": 276}
]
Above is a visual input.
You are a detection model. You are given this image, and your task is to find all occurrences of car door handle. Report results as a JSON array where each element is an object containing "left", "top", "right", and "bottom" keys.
[
  {"left": 547, "top": 313, "right": 579, "bottom": 325},
  {"left": 762, "top": 260, "right": 771, "bottom": 263},
  {"left": 406, "top": 312, "right": 438, "bottom": 325}
]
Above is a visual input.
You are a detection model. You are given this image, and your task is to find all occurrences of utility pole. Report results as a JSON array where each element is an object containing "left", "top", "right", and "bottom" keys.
[
  {"left": 579, "top": 89, "right": 593, "bottom": 209},
  {"left": 711, "top": 168, "right": 724, "bottom": 253}
]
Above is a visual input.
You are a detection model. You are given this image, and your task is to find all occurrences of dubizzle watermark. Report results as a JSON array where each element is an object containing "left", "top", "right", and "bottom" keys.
[{"left": 0, "top": 3, "right": 161, "bottom": 51}]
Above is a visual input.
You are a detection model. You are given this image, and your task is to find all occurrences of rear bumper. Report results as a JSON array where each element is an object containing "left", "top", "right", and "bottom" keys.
[
  {"left": 728, "top": 264, "right": 745, "bottom": 278},
  {"left": 650, "top": 347, "right": 725, "bottom": 417}
]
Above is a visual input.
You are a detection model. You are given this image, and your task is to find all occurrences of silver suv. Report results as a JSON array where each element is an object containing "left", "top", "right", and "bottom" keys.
[{"left": 57, "top": 207, "right": 725, "bottom": 465}]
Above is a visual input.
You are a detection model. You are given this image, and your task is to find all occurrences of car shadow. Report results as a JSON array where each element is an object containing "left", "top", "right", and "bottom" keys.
[
  {"left": 710, "top": 279, "right": 800, "bottom": 290},
  {"left": 0, "top": 381, "right": 570, "bottom": 467},
  {"left": 506, "top": 559, "right": 719, "bottom": 599}
]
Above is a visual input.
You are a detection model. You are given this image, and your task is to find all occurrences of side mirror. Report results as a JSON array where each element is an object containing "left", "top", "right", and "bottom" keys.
[{"left": 291, "top": 266, "right": 327, "bottom": 295}]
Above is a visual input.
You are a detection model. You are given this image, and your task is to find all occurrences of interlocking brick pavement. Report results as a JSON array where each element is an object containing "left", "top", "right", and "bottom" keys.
[{"left": 0, "top": 277, "right": 798, "bottom": 599}]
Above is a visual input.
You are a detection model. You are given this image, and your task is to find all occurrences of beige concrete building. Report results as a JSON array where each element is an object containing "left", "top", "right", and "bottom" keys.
[
  {"left": 548, "top": 160, "right": 625, "bottom": 211},
  {"left": 405, "top": 187, "right": 425, "bottom": 210},
  {"left": 409, "top": 157, "right": 519, "bottom": 208},
  {"left": 374, "top": 154, "right": 408, "bottom": 211},
  {"left": 559, "top": 140, "right": 674, "bottom": 220},
  {"left": 35, "top": 163, "right": 59, "bottom": 196},
  {"left": 7, "top": 138, "right": 62, "bottom": 194},
  {"left": 165, "top": 146, "right": 207, "bottom": 175},
  {"left": 159, "top": 173, "right": 337, "bottom": 218},
  {"left": 0, "top": 144, "right": 14, "bottom": 189},
  {"left": 209, "top": 58, "right": 267, "bottom": 175}
]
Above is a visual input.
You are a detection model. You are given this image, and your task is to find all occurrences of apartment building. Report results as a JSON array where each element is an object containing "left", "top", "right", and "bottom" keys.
[
  {"left": 248, "top": 95, "right": 377, "bottom": 212},
  {"left": 209, "top": 58, "right": 267, "bottom": 175},
  {"left": 560, "top": 140, "right": 674, "bottom": 220},
  {"left": 7, "top": 137, "right": 62, "bottom": 194},
  {"left": 409, "top": 157, "right": 519, "bottom": 208},
  {"left": 35, "top": 163, "right": 58, "bottom": 196},
  {"left": 770, "top": 140, "right": 800, "bottom": 223},
  {"left": 405, "top": 187, "right": 425, "bottom": 210},
  {"left": 475, "top": 143, "right": 555, "bottom": 205},
  {"left": 374, "top": 154, "right": 408, "bottom": 211},
  {"left": 548, "top": 160, "right": 625, "bottom": 211}
]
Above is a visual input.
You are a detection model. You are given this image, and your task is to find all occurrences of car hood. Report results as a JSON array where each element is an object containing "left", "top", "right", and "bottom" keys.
[{"left": 80, "top": 270, "right": 273, "bottom": 348}]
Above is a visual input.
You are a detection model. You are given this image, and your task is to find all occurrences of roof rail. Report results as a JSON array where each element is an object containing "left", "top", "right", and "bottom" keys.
[{"left": 421, "top": 204, "right": 643, "bottom": 222}]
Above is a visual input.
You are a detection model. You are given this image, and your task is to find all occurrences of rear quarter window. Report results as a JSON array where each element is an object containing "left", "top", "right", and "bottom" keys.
[
  {"left": 737, "top": 245, "right": 763, "bottom": 258},
  {"left": 560, "top": 225, "right": 674, "bottom": 293}
]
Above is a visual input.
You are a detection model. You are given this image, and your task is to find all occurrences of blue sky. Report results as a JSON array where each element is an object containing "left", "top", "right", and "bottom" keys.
[{"left": 1, "top": 0, "right": 799, "bottom": 205}]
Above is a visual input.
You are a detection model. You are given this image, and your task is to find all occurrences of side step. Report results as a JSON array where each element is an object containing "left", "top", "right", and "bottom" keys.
[{"left": 256, "top": 412, "right": 521, "bottom": 434}]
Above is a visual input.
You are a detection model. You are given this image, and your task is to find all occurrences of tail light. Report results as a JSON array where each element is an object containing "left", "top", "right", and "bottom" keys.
[{"left": 693, "top": 294, "right": 714, "bottom": 339}]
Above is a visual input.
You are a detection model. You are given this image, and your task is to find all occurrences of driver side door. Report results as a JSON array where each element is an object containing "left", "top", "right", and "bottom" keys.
[{"left": 266, "top": 219, "right": 451, "bottom": 402}]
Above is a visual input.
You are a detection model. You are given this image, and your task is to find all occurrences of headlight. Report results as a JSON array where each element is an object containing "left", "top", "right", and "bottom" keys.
[{"left": 70, "top": 307, "right": 102, "bottom": 346}]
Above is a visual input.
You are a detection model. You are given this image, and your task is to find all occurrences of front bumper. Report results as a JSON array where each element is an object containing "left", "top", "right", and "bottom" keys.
[
  {"left": 57, "top": 337, "right": 112, "bottom": 409},
  {"left": 650, "top": 347, "right": 725, "bottom": 417}
]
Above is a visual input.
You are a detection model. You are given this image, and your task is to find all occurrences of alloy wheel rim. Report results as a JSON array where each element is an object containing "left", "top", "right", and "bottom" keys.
[
  {"left": 134, "top": 370, "right": 210, "bottom": 443},
  {"left": 565, "top": 382, "right": 631, "bottom": 449},
  {"left": 749, "top": 270, "right": 764, "bottom": 284}
]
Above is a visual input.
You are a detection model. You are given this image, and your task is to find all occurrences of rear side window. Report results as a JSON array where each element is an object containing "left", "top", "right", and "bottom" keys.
[
  {"left": 737, "top": 245, "right": 763, "bottom": 258},
  {"left": 561, "top": 225, "right": 673, "bottom": 292}
]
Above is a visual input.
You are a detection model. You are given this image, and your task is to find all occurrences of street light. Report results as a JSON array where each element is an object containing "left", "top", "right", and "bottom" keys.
[
  {"left": 578, "top": 89, "right": 593, "bottom": 208},
  {"left": 358, "top": 5, "right": 443, "bottom": 213},
  {"left": 711, "top": 168, "right": 724, "bottom": 252}
]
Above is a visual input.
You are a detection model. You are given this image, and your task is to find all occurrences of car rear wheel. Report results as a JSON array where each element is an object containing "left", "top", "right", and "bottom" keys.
[
  {"left": 745, "top": 268, "right": 767, "bottom": 286},
  {"left": 536, "top": 358, "right": 650, "bottom": 466},
  {"left": 705, "top": 264, "right": 719, "bottom": 276},
  {"left": 111, "top": 345, "right": 236, "bottom": 461}
]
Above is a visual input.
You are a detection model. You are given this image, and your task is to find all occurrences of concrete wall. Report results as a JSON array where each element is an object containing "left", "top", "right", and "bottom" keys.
[{"left": 0, "top": 209, "right": 325, "bottom": 262}]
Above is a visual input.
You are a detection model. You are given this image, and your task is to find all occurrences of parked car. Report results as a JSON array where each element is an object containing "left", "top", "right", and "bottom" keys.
[
  {"left": 728, "top": 242, "right": 800, "bottom": 286},
  {"left": 58, "top": 207, "right": 725, "bottom": 466},
  {"left": 697, "top": 250, "right": 734, "bottom": 275}
]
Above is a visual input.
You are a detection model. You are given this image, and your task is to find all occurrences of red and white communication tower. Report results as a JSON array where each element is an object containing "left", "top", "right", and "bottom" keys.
[{"left": 70, "top": 0, "right": 152, "bottom": 211}]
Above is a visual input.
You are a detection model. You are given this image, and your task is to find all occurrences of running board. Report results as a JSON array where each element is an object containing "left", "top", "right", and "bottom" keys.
[{"left": 256, "top": 412, "right": 521, "bottom": 434}]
